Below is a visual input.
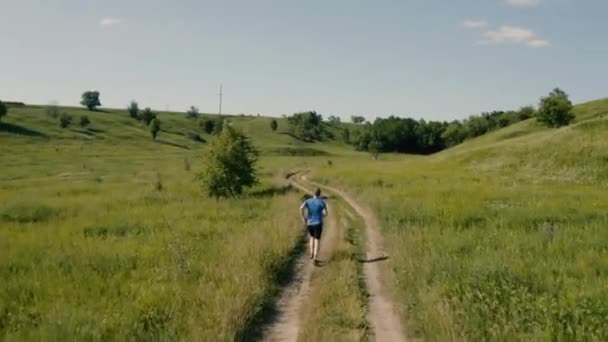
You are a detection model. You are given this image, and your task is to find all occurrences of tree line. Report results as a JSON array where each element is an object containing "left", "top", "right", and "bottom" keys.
[{"left": 350, "top": 88, "right": 574, "bottom": 155}]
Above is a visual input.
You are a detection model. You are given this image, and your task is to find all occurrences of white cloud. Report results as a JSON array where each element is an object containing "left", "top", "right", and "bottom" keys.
[
  {"left": 463, "top": 20, "right": 488, "bottom": 29},
  {"left": 527, "top": 39, "right": 550, "bottom": 48},
  {"left": 100, "top": 17, "right": 123, "bottom": 27},
  {"left": 506, "top": 0, "right": 540, "bottom": 7},
  {"left": 479, "top": 25, "right": 550, "bottom": 48},
  {"left": 483, "top": 26, "right": 535, "bottom": 43}
]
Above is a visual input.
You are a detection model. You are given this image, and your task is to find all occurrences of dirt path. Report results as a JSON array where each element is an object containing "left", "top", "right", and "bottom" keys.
[
  {"left": 260, "top": 249, "right": 313, "bottom": 341},
  {"left": 261, "top": 180, "right": 339, "bottom": 342},
  {"left": 303, "top": 176, "right": 407, "bottom": 342}
]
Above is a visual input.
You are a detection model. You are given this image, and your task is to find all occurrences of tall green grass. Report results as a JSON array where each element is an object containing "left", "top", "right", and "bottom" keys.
[
  {"left": 305, "top": 98, "right": 608, "bottom": 341},
  {"left": 314, "top": 151, "right": 608, "bottom": 340},
  {"left": 0, "top": 107, "right": 309, "bottom": 339}
]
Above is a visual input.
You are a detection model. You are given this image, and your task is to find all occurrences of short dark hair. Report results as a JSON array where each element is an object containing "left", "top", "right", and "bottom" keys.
[{"left": 314, "top": 188, "right": 321, "bottom": 197}]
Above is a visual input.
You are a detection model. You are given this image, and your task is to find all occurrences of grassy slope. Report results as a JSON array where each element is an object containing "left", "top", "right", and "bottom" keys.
[
  {"left": 312, "top": 98, "right": 608, "bottom": 341},
  {"left": 0, "top": 106, "right": 310, "bottom": 340},
  {"left": 434, "top": 98, "right": 608, "bottom": 183},
  {"left": 3, "top": 98, "right": 608, "bottom": 340},
  {"left": 0, "top": 104, "right": 369, "bottom": 340}
]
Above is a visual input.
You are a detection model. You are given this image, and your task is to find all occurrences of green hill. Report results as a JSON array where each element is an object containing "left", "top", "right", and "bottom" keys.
[
  {"left": 434, "top": 98, "right": 608, "bottom": 184},
  {"left": 309, "top": 97, "right": 608, "bottom": 340}
]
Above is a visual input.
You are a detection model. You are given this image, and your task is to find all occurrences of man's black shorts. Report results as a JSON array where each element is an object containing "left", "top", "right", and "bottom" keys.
[{"left": 307, "top": 224, "right": 323, "bottom": 239}]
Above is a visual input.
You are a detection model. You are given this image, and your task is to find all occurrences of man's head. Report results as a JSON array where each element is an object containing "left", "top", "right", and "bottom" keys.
[{"left": 314, "top": 188, "right": 321, "bottom": 197}]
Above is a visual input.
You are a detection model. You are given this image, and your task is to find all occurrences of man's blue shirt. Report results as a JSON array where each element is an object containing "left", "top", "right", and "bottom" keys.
[{"left": 303, "top": 197, "right": 326, "bottom": 225}]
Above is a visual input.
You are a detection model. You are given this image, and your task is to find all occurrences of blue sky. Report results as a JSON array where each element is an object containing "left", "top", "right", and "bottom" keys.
[{"left": 1, "top": 0, "right": 607, "bottom": 121}]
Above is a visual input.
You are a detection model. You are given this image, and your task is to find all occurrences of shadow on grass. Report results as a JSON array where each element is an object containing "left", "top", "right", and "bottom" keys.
[
  {"left": 234, "top": 234, "right": 308, "bottom": 341},
  {"left": 87, "top": 127, "right": 106, "bottom": 133},
  {"left": 277, "top": 131, "right": 305, "bottom": 141},
  {"left": 155, "top": 140, "right": 191, "bottom": 150},
  {"left": 0, "top": 123, "right": 48, "bottom": 138},
  {"left": 93, "top": 109, "right": 113, "bottom": 113},
  {"left": 358, "top": 256, "right": 389, "bottom": 264},
  {"left": 314, "top": 260, "right": 328, "bottom": 267},
  {"left": 75, "top": 129, "right": 95, "bottom": 136},
  {"left": 249, "top": 184, "right": 295, "bottom": 198}
]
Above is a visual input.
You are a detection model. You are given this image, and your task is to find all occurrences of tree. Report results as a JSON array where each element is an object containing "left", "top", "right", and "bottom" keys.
[
  {"left": 517, "top": 106, "right": 535, "bottom": 121},
  {"left": 341, "top": 128, "right": 351, "bottom": 144},
  {"left": 537, "top": 88, "right": 574, "bottom": 127},
  {"left": 497, "top": 114, "right": 511, "bottom": 128},
  {"left": 351, "top": 115, "right": 366, "bottom": 124},
  {"left": 186, "top": 106, "right": 199, "bottom": 119},
  {"left": 150, "top": 118, "right": 161, "bottom": 140},
  {"left": 353, "top": 129, "right": 371, "bottom": 151},
  {"left": 327, "top": 115, "right": 341, "bottom": 125},
  {"left": 464, "top": 115, "right": 490, "bottom": 139},
  {"left": 270, "top": 119, "right": 278, "bottom": 131},
  {"left": 59, "top": 113, "right": 72, "bottom": 128},
  {"left": 198, "top": 126, "right": 259, "bottom": 198},
  {"left": 441, "top": 122, "right": 467, "bottom": 147},
  {"left": 127, "top": 101, "right": 140, "bottom": 119},
  {"left": 141, "top": 107, "right": 157, "bottom": 126},
  {"left": 287, "top": 111, "right": 324, "bottom": 141},
  {"left": 80, "top": 91, "right": 101, "bottom": 110},
  {"left": 200, "top": 119, "right": 215, "bottom": 134},
  {"left": 368, "top": 137, "right": 382, "bottom": 160},
  {"left": 0, "top": 100, "right": 7, "bottom": 122},
  {"left": 79, "top": 115, "right": 90, "bottom": 127}
]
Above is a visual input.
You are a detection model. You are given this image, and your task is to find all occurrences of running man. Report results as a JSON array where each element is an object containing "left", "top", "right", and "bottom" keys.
[{"left": 300, "top": 188, "right": 328, "bottom": 262}]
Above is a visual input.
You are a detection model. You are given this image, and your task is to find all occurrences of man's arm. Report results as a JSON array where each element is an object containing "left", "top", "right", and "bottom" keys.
[
  {"left": 323, "top": 201, "right": 329, "bottom": 217},
  {"left": 300, "top": 202, "right": 307, "bottom": 224}
]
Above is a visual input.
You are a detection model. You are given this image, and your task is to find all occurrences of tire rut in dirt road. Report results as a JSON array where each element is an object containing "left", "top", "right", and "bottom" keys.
[
  {"left": 303, "top": 177, "right": 407, "bottom": 342},
  {"left": 260, "top": 251, "right": 313, "bottom": 341},
  {"left": 261, "top": 180, "right": 339, "bottom": 342}
]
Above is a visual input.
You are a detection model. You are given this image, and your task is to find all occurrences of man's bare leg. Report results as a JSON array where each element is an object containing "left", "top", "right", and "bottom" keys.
[
  {"left": 309, "top": 236, "right": 315, "bottom": 259},
  {"left": 313, "top": 238, "right": 321, "bottom": 261}
]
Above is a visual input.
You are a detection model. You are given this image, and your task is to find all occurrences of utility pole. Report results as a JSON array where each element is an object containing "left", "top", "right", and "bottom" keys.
[{"left": 218, "top": 83, "right": 223, "bottom": 115}]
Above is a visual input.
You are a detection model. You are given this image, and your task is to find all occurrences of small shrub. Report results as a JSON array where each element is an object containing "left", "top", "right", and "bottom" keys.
[
  {"left": 45, "top": 104, "right": 60, "bottom": 118},
  {"left": 59, "top": 113, "right": 72, "bottom": 128},
  {"left": 141, "top": 108, "right": 157, "bottom": 126},
  {"left": 155, "top": 172, "right": 163, "bottom": 191},
  {"left": 200, "top": 119, "right": 215, "bottom": 134},
  {"left": 270, "top": 119, "right": 278, "bottom": 131},
  {"left": 184, "top": 157, "right": 191, "bottom": 171},
  {"left": 198, "top": 126, "right": 258, "bottom": 198},
  {"left": 127, "top": 100, "right": 140, "bottom": 119},
  {"left": 150, "top": 118, "right": 161, "bottom": 140},
  {"left": 83, "top": 222, "right": 146, "bottom": 239},
  {"left": 186, "top": 106, "right": 199, "bottom": 119},
  {"left": 341, "top": 128, "right": 351, "bottom": 144},
  {"left": 369, "top": 139, "right": 382, "bottom": 159},
  {"left": 79, "top": 115, "right": 90, "bottom": 127},
  {"left": 1, "top": 203, "right": 58, "bottom": 223},
  {"left": 212, "top": 118, "right": 224, "bottom": 135},
  {"left": 268, "top": 147, "right": 330, "bottom": 156},
  {"left": 186, "top": 131, "right": 205, "bottom": 143}
]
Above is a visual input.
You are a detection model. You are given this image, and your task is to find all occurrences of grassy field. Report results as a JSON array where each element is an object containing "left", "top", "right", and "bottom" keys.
[
  {"left": 2, "top": 99, "right": 608, "bottom": 340},
  {"left": 0, "top": 106, "right": 317, "bottom": 340},
  {"left": 313, "top": 98, "right": 608, "bottom": 341}
]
